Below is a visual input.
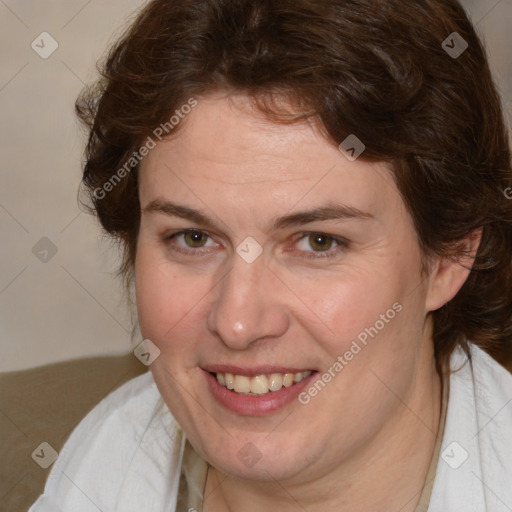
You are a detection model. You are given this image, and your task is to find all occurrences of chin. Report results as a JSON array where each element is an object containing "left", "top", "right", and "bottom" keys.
[{"left": 196, "top": 430, "right": 313, "bottom": 482}]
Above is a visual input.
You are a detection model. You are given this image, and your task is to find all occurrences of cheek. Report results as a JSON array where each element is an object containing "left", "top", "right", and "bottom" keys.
[
  {"left": 300, "top": 270, "right": 402, "bottom": 344},
  {"left": 299, "top": 255, "right": 422, "bottom": 368},
  {"left": 134, "top": 245, "right": 210, "bottom": 346}
]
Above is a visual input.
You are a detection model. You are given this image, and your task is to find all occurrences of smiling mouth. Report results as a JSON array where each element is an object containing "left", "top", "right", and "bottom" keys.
[{"left": 212, "top": 371, "right": 313, "bottom": 395}]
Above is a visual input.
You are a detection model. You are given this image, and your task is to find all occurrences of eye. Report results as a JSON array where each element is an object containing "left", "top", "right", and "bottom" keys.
[
  {"left": 164, "top": 229, "right": 218, "bottom": 254},
  {"left": 299, "top": 233, "right": 335, "bottom": 252},
  {"left": 294, "top": 232, "right": 349, "bottom": 259},
  {"left": 180, "top": 230, "right": 210, "bottom": 248}
]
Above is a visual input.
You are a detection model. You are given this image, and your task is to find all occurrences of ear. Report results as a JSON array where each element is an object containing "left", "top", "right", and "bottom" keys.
[{"left": 425, "top": 229, "right": 482, "bottom": 312}]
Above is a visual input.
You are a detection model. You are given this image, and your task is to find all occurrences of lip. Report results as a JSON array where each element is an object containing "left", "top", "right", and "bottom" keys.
[{"left": 203, "top": 368, "right": 317, "bottom": 416}]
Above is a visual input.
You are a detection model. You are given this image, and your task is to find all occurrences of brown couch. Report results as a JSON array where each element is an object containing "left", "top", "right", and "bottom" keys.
[{"left": 0, "top": 354, "right": 148, "bottom": 512}]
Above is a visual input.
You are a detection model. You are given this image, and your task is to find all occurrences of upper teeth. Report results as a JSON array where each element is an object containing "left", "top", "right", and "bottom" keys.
[{"left": 216, "top": 371, "right": 312, "bottom": 395}]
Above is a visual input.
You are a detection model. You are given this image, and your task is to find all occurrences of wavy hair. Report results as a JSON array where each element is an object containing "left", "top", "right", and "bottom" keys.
[{"left": 76, "top": 0, "right": 512, "bottom": 370}]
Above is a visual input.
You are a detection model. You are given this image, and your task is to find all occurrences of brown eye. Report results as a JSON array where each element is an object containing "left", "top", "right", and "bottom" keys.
[
  {"left": 293, "top": 232, "right": 349, "bottom": 260},
  {"left": 164, "top": 229, "right": 217, "bottom": 255},
  {"left": 308, "top": 233, "right": 334, "bottom": 252},
  {"left": 183, "top": 230, "right": 208, "bottom": 248}
]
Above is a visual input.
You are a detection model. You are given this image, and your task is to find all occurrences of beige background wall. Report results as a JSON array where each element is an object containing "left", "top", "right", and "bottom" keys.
[{"left": 1, "top": 0, "right": 511, "bottom": 371}]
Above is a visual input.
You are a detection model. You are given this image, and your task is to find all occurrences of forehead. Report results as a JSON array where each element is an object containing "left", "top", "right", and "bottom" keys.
[
  {"left": 150, "top": 95, "right": 335, "bottom": 172},
  {"left": 138, "top": 93, "right": 401, "bottom": 224}
]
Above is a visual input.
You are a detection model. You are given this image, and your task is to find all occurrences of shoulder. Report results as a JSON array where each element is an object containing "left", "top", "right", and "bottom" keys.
[
  {"left": 449, "top": 343, "right": 512, "bottom": 447},
  {"left": 29, "top": 371, "right": 184, "bottom": 511},
  {"left": 428, "top": 343, "right": 512, "bottom": 511},
  {"left": 54, "top": 370, "right": 164, "bottom": 450},
  {"left": 453, "top": 343, "right": 512, "bottom": 416},
  {"left": 466, "top": 344, "right": 512, "bottom": 460}
]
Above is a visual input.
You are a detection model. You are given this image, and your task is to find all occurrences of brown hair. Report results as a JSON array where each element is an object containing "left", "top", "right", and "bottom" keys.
[{"left": 77, "top": 0, "right": 512, "bottom": 370}]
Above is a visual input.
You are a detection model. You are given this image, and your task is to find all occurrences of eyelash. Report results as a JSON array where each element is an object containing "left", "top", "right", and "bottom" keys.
[{"left": 163, "top": 229, "right": 350, "bottom": 260}]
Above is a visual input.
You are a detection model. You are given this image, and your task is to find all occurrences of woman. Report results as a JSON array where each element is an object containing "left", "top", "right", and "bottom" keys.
[{"left": 29, "top": 0, "right": 512, "bottom": 510}]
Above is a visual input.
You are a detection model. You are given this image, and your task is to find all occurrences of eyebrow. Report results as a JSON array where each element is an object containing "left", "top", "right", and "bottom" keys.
[{"left": 142, "top": 199, "right": 374, "bottom": 231}]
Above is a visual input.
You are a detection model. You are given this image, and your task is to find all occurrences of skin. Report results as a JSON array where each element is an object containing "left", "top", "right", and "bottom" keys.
[{"left": 135, "top": 92, "right": 479, "bottom": 511}]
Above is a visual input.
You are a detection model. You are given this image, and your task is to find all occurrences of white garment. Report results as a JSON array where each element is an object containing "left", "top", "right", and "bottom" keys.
[{"left": 28, "top": 344, "right": 512, "bottom": 512}]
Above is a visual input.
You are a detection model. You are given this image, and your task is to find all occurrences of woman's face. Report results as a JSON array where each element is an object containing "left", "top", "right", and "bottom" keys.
[{"left": 135, "top": 93, "right": 436, "bottom": 484}]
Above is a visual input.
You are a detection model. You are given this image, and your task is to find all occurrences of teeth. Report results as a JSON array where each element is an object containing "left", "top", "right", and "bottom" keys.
[
  {"left": 225, "top": 373, "right": 234, "bottom": 390},
  {"left": 283, "top": 373, "right": 294, "bottom": 387},
  {"left": 233, "top": 375, "right": 251, "bottom": 393},
  {"left": 268, "top": 373, "right": 283, "bottom": 391},
  {"left": 215, "top": 370, "right": 312, "bottom": 395},
  {"left": 250, "top": 375, "right": 269, "bottom": 395},
  {"left": 293, "top": 372, "right": 304, "bottom": 383}
]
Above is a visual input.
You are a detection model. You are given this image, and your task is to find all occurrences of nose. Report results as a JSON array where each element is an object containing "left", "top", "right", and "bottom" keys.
[{"left": 207, "top": 256, "right": 290, "bottom": 350}]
